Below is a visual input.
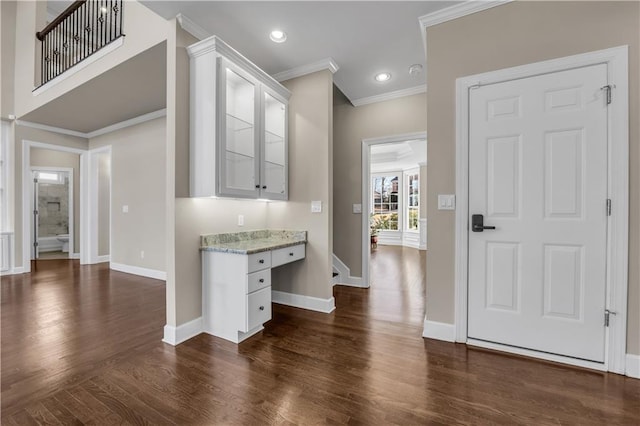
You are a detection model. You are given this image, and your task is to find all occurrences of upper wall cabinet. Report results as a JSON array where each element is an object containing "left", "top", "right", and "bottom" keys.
[{"left": 188, "top": 36, "right": 291, "bottom": 200}]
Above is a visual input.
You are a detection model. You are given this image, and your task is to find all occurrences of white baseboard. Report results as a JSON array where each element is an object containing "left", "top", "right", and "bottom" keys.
[
  {"left": 626, "top": 354, "right": 640, "bottom": 379},
  {"left": 1, "top": 266, "right": 25, "bottom": 276},
  {"left": 272, "top": 290, "right": 336, "bottom": 314},
  {"left": 70, "top": 252, "right": 80, "bottom": 259},
  {"left": 163, "top": 317, "right": 203, "bottom": 346},
  {"left": 422, "top": 319, "right": 456, "bottom": 342},
  {"left": 94, "top": 255, "right": 110, "bottom": 263},
  {"left": 332, "top": 254, "right": 367, "bottom": 288},
  {"left": 110, "top": 262, "right": 166, "bottom": 281}
]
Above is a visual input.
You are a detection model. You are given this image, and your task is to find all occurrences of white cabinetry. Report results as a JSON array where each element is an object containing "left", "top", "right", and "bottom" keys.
[
  {"left": 188, "top": 36, "right": 290, "bottom": 200},
  {"left": 202, "top": 243, "right": 305, "bottom": 344}
]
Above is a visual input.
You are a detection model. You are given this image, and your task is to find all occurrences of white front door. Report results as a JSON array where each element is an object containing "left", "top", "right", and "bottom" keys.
[{"left": 467, "top": 64, "right": 609, "bottom": 362}]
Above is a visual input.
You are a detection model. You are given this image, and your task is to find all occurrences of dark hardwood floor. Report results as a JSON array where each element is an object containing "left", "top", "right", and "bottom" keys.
[{"left": 1, "top": 252, "right": 639, "bottom": 425}]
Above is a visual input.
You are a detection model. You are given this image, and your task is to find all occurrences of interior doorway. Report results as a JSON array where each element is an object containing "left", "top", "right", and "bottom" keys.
[{"left": 31, "top": 168, "right": 73, "bottom": 260}]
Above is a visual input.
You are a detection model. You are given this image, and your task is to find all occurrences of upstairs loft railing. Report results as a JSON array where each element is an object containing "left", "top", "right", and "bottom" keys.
[{"left": 36, "top": 0, "right": 124, "bottom": 86}]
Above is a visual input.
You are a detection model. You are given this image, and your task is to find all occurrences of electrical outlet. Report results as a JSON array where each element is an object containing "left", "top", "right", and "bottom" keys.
[
  {"left": 311, "top": 201, "right": 322, "bottom": 213},
  {"left": 353, "top": 203, "right": 362, "bottom": 214},
  {"left": 122, "top": 205, "right": 129, "bottom": 213},
  {"left": 140, "top": 250, "right": 145, "bottom": 259},
  {"left": 238, "top": 215, "right": 244, "bottom": 226}
]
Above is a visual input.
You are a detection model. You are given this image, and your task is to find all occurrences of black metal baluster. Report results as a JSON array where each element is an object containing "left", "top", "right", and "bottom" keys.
[{"left": 119, "top": 0, "right": 123, "bottom": 37}]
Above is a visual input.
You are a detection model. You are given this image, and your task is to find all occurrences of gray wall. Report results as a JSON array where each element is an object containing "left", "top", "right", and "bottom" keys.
[
  {"left": 425, "top": 1, "right": 640, "bottom": 355},
  {"left": 90, "top": 118, "right": 166, "bottom": 272},
  {"left": 97, "top": 152, "right": 110, "bottom": 257},
  {"left": 333, "top": 87, "right": 427, "bottom": 277}
]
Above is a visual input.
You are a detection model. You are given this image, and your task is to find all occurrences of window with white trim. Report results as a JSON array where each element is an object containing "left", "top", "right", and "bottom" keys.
[{"left": 406, "top": 170, "right": 419, "bottom": 231}]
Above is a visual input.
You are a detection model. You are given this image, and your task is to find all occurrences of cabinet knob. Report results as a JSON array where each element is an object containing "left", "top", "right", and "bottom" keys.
[
  {"left": 262, "top": 185, "right": 267, "bottom": 189},
  {"left": 255, "top": 184, "right": 260, "bottom": 189},
  {"left": 259, "top": 306, "right": 265, "bottom": 311},
  {"left": 289, "top": 252, "right": 294, "bottom": 256},
  {"left": 259, "top": 278, "right": 264, "bottom": 283},
  {"left": 259, "top": 259, "right": 264, "bottom": 264}
]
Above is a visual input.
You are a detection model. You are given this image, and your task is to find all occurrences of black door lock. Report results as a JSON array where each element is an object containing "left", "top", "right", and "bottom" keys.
[{"left": 472, "top": 214, "right": 496, "bottom": 232}]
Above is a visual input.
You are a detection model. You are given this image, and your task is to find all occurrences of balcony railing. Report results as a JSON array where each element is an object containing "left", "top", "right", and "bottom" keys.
[{"left": 36, "top": 0, "right": 124, "bottom": 86}]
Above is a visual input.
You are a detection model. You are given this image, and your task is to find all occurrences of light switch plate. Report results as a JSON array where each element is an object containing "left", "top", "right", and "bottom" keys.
[
  {"left": 122, "top": 205, "right": 129, "bottom": 213},
  {"left": 353, "top": 203, "right": 362, "bottom": 214},
  {"left": 311, "top": 200, "right": 322, "bottom": 213},
  {"left": 437, "top": 194, "right": 456, "bottom": 210},
  {"left": 238, "top": 215, "right": 244, "bottom": 226}
]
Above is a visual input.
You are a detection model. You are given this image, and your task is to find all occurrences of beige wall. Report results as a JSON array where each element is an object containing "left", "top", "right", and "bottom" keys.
[
  {"left": 333, "top": 89, "right": 427, "bottom": 277},
  {"left": 1, "top": 1, "right": 16, "bottom": 119},
  {"left": 97, "top": 152, "right": 110, "bottom": 257},
  {"left": 419, "top": 164, "right": 427, "bottom": 220},
  {"left": 269, "top": 70, "right": 334, "bottom": 300},
  {"left": 89, "top": 118, "right": 166, "bottom": 272},
  {"left": 30, "top": 148, "right": 81, "bottom": 252},
  {"left": 13, "top": 0, "right": 168, "bottom": 118},
  {"left": 13, "top": 125, "right": 88, "bottom": 267},
  {"left": 426, "top": 1, "right": 640, "bottom": 355}
]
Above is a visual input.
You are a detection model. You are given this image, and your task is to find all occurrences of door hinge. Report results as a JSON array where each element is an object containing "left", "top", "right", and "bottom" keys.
[
  {"left": 607, "top": 199, "right": 612, "bottom": 216},
  {"left": 33, "top": 241, "right": 39, "bottom": 248},
  {"left": 601, "top": 85, "right": 612, "bottom": 105},
  {"left": 605, "top": 309, "right": 617, "bottom": 327},
  {"left": 33, "top": 210, "right": 38, "bottom": 216}
]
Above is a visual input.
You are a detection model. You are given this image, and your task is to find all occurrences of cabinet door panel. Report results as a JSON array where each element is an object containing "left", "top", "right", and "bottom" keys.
[
  {"left": 218, "top": 59, "right": 260, "bottom": 198},
  {"left": 261, "top": 91, "right": 288, "bottom": 200}
]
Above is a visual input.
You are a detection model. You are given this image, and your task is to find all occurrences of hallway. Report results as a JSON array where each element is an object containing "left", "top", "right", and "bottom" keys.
[{"left": 2, "top": 259, "right": 639, "bottom": 424}]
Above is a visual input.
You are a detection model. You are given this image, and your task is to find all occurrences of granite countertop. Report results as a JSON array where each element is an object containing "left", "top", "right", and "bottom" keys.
[{"left": 200, "top": 229, "right": 307, "bottom": 254}]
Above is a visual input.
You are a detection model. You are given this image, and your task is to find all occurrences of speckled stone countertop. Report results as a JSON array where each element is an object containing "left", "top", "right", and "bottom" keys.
[{"left": 200, "top": 230, "right": 307, "bottom": 254}]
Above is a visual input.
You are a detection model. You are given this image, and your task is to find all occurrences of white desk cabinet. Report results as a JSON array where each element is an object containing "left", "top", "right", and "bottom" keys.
[
  {"left": 202, "top": 243, "right": 305, "bottom": 343},
  {"left": 188, "top": 36, "right": 290, "bottom": 200}
]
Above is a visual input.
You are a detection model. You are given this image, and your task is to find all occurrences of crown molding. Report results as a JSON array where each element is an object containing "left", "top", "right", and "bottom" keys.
[
  {"left": 272, "top": 58, "right": 339, "bottom": 82},
  {"left": 418, "top": 1, "right": 514, "bottom": 53},
  {"left": 15, "top": 109, "right": 167, "bottom": 140},
  {"left": 86, "top": 109, "right": 166, "bottom": 138},
  {"left": 15, "top": 120, "right": 87, "bottom": 139},
  {"left": 176, "top": 13, "right": 211, "bottom": 41},
  {"left": 351, "top": 85, "right": 426, "bottom": 107}
]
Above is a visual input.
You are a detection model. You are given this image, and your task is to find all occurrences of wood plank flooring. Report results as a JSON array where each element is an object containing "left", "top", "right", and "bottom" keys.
[{"left": 2, "top": 250, "right": 639, "bottom": 425}]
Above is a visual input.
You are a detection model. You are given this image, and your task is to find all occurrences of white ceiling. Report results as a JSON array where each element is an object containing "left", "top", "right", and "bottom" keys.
[
  {"left": 371, "top": 139, "right": 426, "bottom": 173},
  {"left": 139, "top": 1, "right": 460, "bottom": 103}
]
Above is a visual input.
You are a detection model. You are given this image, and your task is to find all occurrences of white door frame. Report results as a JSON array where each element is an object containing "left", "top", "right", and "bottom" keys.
[
  {"left": 454, "top": 46, "right": 629, "bottom": 373},
  {"left": 22, "top": 140, "right": 89, "bottom": 270},
  {"left": 87, "top": 145, "right": 112, "bottom": 264},
  {"left": 30, "top": 166, "right": 74, "bottom": 258},
  {"left": 361, "top": 131, "right": 427, "bottom": 288}
]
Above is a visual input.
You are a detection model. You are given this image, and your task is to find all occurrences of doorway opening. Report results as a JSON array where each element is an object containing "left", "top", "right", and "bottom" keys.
[
  {"left": 31, "top": 168, "right": 73, "bottom": 260},
  {"left": 361, "top": 132, "right": 427, "bottom": 325}
]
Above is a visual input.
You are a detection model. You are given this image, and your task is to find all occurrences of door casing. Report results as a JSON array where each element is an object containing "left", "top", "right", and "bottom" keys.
[{"left": 454, "top": 46, "right": 629, "bottom": 373}]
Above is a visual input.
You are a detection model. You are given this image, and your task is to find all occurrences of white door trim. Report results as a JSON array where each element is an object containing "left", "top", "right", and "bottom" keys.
[
  {"left": 87, "top": 145, "right": 112, "bottom": 264},
  {"left": 455, "top": 46, "right": 629, "bottom": 373},
  {"left": 30, "top": 166, "right": 74, "bottom": 258},
  {"left": 361, "top": 131, "right": 427, "bottom": 288},
  {"left": 21, "top": 140, "right": 88, "bottom": 271}
]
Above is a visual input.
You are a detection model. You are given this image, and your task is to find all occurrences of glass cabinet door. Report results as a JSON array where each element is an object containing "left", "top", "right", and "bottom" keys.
[
  {"left": 261, "top": 91, "right": 287, "bottom": 199},
  {"left": 219, "top": 60, "right": 259, "bottom": 197}
]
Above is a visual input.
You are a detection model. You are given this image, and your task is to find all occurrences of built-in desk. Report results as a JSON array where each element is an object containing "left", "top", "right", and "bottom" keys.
[{"left": 200, "top": 230, "right": 307, "bottom": 343}]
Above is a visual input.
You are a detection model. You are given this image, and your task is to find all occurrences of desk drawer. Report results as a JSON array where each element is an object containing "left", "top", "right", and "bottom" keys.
[
  {"left": 272, "top": 244, "right": 305, "bottom": 268},
  {"left": 247, "top": 251, "right": 271, "bottom": 273},
  {"left": 247, "top": 286, "right": 271, "bottom": 331},
  {"left": 247, "top": 269, "right": 271, "bottom": 294}
]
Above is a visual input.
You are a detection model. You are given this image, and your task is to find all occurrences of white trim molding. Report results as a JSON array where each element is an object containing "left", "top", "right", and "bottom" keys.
[
  {"left": 16, "top": 109, "right": 167, "bottom": 140},
  {"left": 271, "top": 290, "right": 336, "bottom": 314},
  {"left": 272, "top": 57, "right": 339, "bottom": 83},
  {"left": 351, "top": 85, "right": 426, "bottom": 107},
  {"left": 110, "top": 262, "right": 167, "bottom": 281},
  {"left": 626, "top": 354, "right": 640, "bottom": 379},
  {"left": 332, "top": 254, "right": 366, "bottom": 288},
  {"left": 418, "top": 1, "right": 513, "bottom": 53},
  {"left": 163, "top": 317, "right": 203, "bottom": 346},
  {"left": 176, "top": 13, "right": 211, "bottom": 41},
  {"left": 454, "top": 46, "right": 629, "bottom": 374},
  {"left": 422, "top": 319, "right": 456, "bottom": 342}
]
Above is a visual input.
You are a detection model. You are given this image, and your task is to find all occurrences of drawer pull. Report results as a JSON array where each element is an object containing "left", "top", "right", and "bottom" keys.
[
  {"left": 259, "top": 259, "right": 265, "bottom": 264},
  {"left": 259, "top": 306, "right": 265, "bottom": 311},
  {"left": 289, "top": 252, "right": 294, "bottom": 256},
  {"left": 259, "top": 278, "right": 264, "bottom": 283}
]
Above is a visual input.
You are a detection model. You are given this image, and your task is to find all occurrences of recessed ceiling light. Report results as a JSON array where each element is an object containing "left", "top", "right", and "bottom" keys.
[
  {"left": 269, "top": 30, "right": 287, "bottom": 43},
  {"left": 374, "top": 72, "right": 391, "bottom": 82}
]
